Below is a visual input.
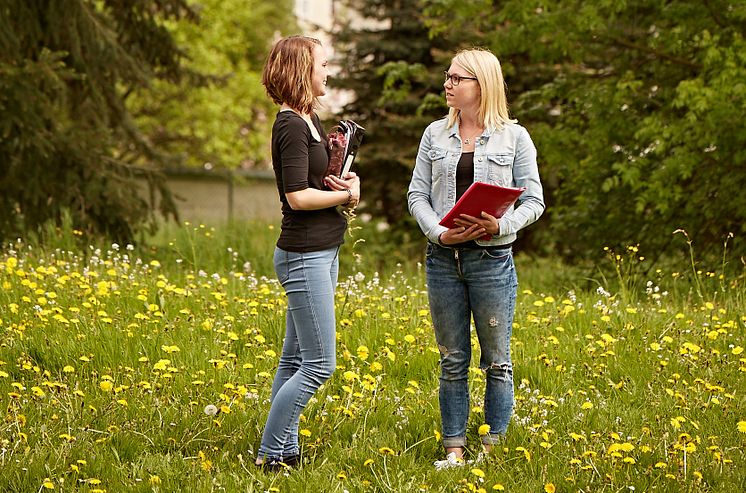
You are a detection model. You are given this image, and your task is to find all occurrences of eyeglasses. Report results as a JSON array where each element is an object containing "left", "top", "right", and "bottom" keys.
[{"left": 444, "top": 71, "right": 478, "bottom": 86}]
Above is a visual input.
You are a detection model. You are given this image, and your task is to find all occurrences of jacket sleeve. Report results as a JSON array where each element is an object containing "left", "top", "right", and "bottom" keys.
[
  {"left": 498, "top": 126, "right": 545, "bottom": 235},
  {"left": 408, "top": 124, "right": 449, "bottom": 243}
]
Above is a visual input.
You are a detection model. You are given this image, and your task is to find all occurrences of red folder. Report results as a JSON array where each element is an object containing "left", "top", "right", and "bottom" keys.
[{"left": 439, "top": 182, "right": 525, "bottom": 239}]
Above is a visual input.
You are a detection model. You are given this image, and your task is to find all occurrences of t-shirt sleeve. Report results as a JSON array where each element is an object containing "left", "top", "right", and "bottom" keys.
[{"left": 276, "top": 116, "right": 311, "bottom": 193}]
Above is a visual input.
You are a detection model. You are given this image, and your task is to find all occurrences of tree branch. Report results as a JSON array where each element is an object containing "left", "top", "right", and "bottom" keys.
[
  {"left": 601, "top": 34, "right": 701, "bottom": 70},
  {"left": 702, "top": 0, "right": 726, "bottom": 28}
]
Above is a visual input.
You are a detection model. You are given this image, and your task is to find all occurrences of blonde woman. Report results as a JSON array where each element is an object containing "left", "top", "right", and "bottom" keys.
[
  {"left": 407, "top": 48, "right": 544, "bottom": 468},
  {"left": 256, "top": 35, "right": 360, "bottom": 470}
]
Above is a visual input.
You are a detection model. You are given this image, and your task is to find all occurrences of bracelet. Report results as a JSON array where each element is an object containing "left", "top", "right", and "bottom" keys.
[{"left": 343, "top": 188, "right": 353, "bottom": 206}]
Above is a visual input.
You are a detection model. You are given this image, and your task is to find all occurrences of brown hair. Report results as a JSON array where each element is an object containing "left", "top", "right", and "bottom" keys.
[{"left": 262, "top": 35, "right": 321, "bottom": 114}]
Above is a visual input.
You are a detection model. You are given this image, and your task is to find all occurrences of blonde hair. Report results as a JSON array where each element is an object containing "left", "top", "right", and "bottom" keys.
[
  {"left": 262, "top": 35, "right": 321, "bottom": 114},
  {"left": 446, "top": 48, "right": 516, "bottom": 131}
]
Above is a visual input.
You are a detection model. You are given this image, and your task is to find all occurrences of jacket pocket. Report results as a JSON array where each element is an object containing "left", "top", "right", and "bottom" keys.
[
  {"left": 429, "top": 146, "right": 448, "bottom": 183},
  {"left": 486, "top": 153, "right": 513, "bottom": 185}
]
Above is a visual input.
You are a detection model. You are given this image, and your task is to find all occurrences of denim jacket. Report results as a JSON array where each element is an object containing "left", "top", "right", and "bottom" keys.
[{"left": 407, "top": 117, "right": 545, "bottom": 247}]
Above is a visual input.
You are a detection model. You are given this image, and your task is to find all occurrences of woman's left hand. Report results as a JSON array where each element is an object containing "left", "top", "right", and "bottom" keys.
[
  {"left": 454, "top": 211, "right": 500, "bottom": 236},
  {"left": 324, "top": 171, "right": 357, "bottom": 191}
]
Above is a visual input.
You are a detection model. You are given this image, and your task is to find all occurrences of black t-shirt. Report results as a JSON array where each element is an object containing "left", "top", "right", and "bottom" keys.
[
  {"left": 456, "top": 152, "right": 475, "bottom": 198},
  {"left": 271, "top": 110, "right": 347, "bottom": 252},
  {"left": 451, "top": 152, "right": 478, "bottom": 248}
]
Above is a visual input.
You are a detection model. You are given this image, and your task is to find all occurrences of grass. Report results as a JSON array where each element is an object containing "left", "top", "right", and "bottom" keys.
[{"left": 0, "top": 221, "right": 744, "bottom": 492}]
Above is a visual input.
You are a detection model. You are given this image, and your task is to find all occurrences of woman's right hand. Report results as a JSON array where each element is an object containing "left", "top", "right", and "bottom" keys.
[{"left": 439, "top": 223, "right": 486, "bottom": 245}]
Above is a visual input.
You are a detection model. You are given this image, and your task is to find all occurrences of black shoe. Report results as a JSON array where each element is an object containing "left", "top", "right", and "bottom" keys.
[
  {"left": 256, "top": 455, "right": 299, "bottom": 471},
  {"left": 281, "top": 454, "right": 300, "bottom": 467}
]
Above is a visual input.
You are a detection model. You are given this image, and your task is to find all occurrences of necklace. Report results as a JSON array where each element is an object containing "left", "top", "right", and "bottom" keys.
[
  {"left": 461, "top": 128, "right": 483, "bottom": 146},
  {"left": 459, "top": 118, "right": 483, "bottom": 146}
]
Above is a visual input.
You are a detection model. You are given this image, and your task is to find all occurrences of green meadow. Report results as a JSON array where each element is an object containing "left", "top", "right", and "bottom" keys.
[{"left": 0, "top": 222, "right": 744, "bottom": 492}]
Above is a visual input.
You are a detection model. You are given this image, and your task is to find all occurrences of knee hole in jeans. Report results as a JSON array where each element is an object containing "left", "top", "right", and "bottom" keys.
[{"left": 483, "top": 362, "right": 512, "bottom": 379}]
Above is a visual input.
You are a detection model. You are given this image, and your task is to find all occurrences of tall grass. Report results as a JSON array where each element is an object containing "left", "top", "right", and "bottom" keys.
[{"left": 0, "top": 222, "right": 743, "bottom": 492}]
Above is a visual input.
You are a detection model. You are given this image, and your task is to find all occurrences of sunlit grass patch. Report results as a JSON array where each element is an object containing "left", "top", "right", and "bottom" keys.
[{"left": 0, "top": 236, "right": 743, "bottom": 492}]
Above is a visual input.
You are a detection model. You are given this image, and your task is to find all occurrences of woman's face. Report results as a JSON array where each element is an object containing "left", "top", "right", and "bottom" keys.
[
  {"left": 444, "top": 62, "right": 480, "bottom": 112},
  {"left": 311, "top": 44, "right": 329, "bottom": 97}
]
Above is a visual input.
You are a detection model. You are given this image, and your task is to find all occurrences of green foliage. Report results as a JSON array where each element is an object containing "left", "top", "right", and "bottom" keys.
[
  {"left": 421, "top": 0, "right": 746, "bottom": 261},
  {"left": 129, "top": 0, "right": 298, "bottom": 170},
  {"left": 0, "top": 0, "right": 195, "bottom": 243}
]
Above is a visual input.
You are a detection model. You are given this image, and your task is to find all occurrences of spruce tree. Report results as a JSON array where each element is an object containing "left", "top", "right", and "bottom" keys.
[
  {"left": 331, "top": 0, "right": 449, "bottom": 234},
  {"left": 0, "top": 0, "right": 195, "bottom": 242}
]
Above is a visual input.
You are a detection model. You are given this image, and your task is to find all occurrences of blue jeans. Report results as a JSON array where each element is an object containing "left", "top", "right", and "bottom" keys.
[
  {"left": 257, "top": 246, "right": 340, "bottom": 460},
  {"left": 425, "top": 243, "right": 518, "bottom": 448}
]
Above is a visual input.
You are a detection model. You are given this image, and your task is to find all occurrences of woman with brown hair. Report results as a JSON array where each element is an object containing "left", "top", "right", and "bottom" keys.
[{"left": 255, "top": 35, "right": 360, "bottom": 470}]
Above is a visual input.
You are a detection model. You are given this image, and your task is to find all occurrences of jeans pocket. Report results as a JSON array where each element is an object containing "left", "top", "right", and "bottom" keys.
[{"left": 482, "top": 248, "right": 512, "bottom": 261}]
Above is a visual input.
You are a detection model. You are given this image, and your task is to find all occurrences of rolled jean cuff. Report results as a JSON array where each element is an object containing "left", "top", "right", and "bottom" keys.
[
  {"left": 481, "top": 433, "right": 504, "bottom": 446},
  {"left": 442, "top": 436, "right": 466, "bottom": 449}
]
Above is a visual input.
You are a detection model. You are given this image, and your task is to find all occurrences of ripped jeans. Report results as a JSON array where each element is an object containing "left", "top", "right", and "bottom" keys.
[{"left": 425, "top": 243, "right": 518, "bottom": 448}]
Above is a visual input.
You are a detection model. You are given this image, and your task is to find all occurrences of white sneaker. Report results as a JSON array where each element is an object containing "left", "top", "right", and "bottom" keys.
[
  {"left": 434, "top": 452, "right": 465, "bottom": 470},
  {"left": 469, "top": 451, "right": 486, "bottom": 465}
]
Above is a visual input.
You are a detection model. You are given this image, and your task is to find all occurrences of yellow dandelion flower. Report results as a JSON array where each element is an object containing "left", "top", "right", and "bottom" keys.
[
  {"left": 471, "top": 468, "right": 485, "bottom": 478},
  {"left": 515, "top": 446, "right": 531, "bottom": 461},
  {"left": 356, "top": 345, "right": 369, "bottom": 360},
  {"left": 99, "top": 381, "right": 113, "bottom": 392},
  {"left": 364, "top": 459, "right": 374, "bottom": 466},
  {"left": 42, "top": 480, "right": 54, "bottom": 489},
  {"left": 581, "top": 402, "right": 593, "bottom": 410},
  {"left": 737, "top": 421, "right": 746, "bottom": 433},
  {"left": 300, "top": 429, "right": 312, "bottom": 437},
  {"left": 343, "top": 371, "right": 358, "bottom": 382},
  {"left": 478, "top": 424, "right": 491, "bottom": 436},
  {"left": 733, "top": 346, "right": 744, "bottom": 355},
  {"left": 493, "top": 485, "right": 505, "bottom": 491},
  {"left": 378, "top": 447, "right": 395, "bottom": 455},
  {"left": 544, "top": 483, "right": 556, "bottom": 493}
]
